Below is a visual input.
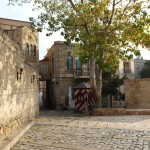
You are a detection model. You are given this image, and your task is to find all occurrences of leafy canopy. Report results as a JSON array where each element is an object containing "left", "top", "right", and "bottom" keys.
[
  {"left": 9, "top": 0, "right": 150, "bottom": 72},
  {"left": 102, "top": 73, "right": 126, "bottom": 98}
]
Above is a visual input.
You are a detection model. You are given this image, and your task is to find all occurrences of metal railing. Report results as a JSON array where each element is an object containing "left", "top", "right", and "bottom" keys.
[{"left": 73, "top": 68, "right": 90, "bottom": 77}]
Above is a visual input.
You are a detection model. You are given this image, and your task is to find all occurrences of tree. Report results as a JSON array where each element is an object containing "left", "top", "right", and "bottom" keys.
[
  {"left": 102, "top": 73, "right": 126, "bottom": 107},
  {"left": 9, "top": 0, "right": 150, "bottom": 107},
  {"left": 140, "top": 61, "right": 150, "bottom": 78}
]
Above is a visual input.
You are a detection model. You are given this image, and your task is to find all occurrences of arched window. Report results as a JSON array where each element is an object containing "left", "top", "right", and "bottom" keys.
[
  {"left": 33, "top": 45, "right": 36, "bottom": 56},
  {"left": 25, "top": 43, "right": 29, "bottom": 55},
  {"left": 29, "top": 44, "right": 32, "bottom": 55}
]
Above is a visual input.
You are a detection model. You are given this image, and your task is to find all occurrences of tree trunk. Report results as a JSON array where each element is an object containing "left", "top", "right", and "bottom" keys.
[
  {"left": 110, "top": 95, "right": 112, "bottom": 108},
  {"left": 89, "top": 56, "right": 102, "bottom": 107}
]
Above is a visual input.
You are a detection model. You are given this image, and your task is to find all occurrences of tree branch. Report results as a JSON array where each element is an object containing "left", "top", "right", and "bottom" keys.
[
  {"left": 115, "top": 0, "right": 122, "bottom": 5},
  {"left": 67, "top": 0, "right": 90, "bottom": 35},
  {"left": 119, "top": 0, "right": 132, "bottom": 21},
  {"left": 67, "top": 0, "right": 77, "bottom": 12},
  {"left": 84, "top": 24, "right": 90, "bottom": 35},
  {"left": 106, "top": 0, "right": 116, "bottom": 32}
]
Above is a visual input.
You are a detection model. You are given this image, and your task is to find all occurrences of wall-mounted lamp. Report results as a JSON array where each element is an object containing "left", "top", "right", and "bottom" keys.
[
  {"left": 31, "top": 72, "right": 36, "bottom": 83},
  {"left": 52, "top": 77, "right": 55, "bottom": 82},
  {"left": 37, "top": 75, "right": 41, "bottom": 84},
  {"left": 17, "top": 63, "right": 24, "bottom": 81},
  {"left": 52, "top": 77, "right": 61, "bottom": 85}
]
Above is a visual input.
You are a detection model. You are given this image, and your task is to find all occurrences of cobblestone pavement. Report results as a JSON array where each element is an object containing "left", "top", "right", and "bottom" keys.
[{"left": 11, "top": 111, "right": 150, "bottom": 150}]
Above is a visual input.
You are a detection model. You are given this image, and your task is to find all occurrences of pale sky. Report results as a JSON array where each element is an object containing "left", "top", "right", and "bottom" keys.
[
  {"left": 0, "top": 1, "right": 65, "bottom": 60},
  {"left": 0, "top": 1, "right": 150, "bottom": 60}
]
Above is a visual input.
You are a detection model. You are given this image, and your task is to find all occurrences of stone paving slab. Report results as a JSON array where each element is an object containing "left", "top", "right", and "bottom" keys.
[{"left": 10, "top": 111, "right": 150, "bottom": 150}]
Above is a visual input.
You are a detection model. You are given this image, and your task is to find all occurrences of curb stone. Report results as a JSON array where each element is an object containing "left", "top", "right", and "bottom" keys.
[{"left": 0, "top": 121, "right": 34, "bottom": 150}]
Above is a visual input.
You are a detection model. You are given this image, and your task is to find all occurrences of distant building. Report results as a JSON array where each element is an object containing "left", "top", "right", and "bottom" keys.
[
  {"left": 118, "top": 59, "right": 135, "bottom": 79},
  {"left": 134, "top": 57, "right": 147, "bottom": 78},
  {"left": 39, "top": 41, "right": 150, "bottom": 109},
  {"left": 39, "top": 41, "right": 90, "bottom": 109}
]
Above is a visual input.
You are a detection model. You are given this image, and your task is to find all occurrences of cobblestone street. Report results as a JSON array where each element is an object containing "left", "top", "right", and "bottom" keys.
[{"left": 11, "top": 111, "right": 150, "bottom": 150}]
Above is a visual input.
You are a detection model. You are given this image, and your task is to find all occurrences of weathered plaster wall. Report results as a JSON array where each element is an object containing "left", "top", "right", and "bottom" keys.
[
  {"left": 0, "top": 31, "right": 39, "bottom": 139},
  {"left": 125, "top": 79, "right": 150, "bottom": 109}
]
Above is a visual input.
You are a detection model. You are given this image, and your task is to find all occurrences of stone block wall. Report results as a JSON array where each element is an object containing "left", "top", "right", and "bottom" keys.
[
  {"left": 45, "top": 42, "right": 75, "bottom": 109},
  {"left": 125, "top": 79, "right": 150, "bottom": 109},
  {"left": 0, "top": 31, "right": 39, "bottom": 139},
  {"left": 89, "top": 108, "right": 150, "bottom": 116},
  {"left": 52, "top": 43, "right": 75, "bottom": 108}
]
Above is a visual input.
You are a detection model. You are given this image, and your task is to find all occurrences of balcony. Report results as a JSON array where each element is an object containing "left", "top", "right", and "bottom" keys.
[
  {"left": 73, "top": 68, "right": 90, "bottom": 81},
  {"left": 124, "top": 68, "right": 131, "bottom": 74},
  {"left": 39, "top": 61, "right": 49, "bottom": 81}
]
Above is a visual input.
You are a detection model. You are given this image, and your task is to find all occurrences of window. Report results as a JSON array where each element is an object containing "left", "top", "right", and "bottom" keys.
[
  {"left": 67, "top": 56, "right": 73, "bottom": 71},
  {"left": 25, "top": 43, "right": 29, "bottom": 55},
  {"left": 86, "top": 63, "right": 90, "bottom": 75},
  {"left": 40, "top": 64, "right": 48, "bottom": 74},
  {"left": 124, "top": 62, "right": 131, "bottom": 73},
  {"left": 75, "top": 57, "right": 81, "bottom": 75},
  {"left": 29, "top": 44, "right": 32, "bottom": 55},
  {"left": 33, "top": 45, "right": 36, "bottom": 56},
  {"left": 52, "top": 56, "right": 54, "bottom": 72}
]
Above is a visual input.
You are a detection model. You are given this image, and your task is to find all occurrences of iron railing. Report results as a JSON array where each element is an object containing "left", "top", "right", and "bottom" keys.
[{"left": 73, "top": 68, "right": 90, "bottom": 77}]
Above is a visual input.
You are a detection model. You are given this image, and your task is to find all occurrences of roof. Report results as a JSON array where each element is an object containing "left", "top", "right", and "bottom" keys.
[
  {"left": 74, "top": 82, "right": 91, "bottom": 88},
  {"left": 54, "top": 41, "right": 75, "bottom": 46},
  {"left": 0, "top": 18, "right": 32, "bottom": 30},
  {"left": 0, "top": 18, "right": 31, "bottom": 23},
  {"left": 39, "top": 57, "right": 49, "bottom": 62}
]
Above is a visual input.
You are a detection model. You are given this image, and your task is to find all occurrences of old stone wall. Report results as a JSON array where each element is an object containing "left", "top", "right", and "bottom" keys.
[
  {"left": 0, "top": 31, "right": 39, "bottom": 139},
  {"left": 52, "top": 43, "right": 75, "bottom": 109},
  {"left": 89, "top": 108, "right": 150, "bottom": 116},
  {"left": 125, "top": 79, "right": 150, "bottom": 109}
]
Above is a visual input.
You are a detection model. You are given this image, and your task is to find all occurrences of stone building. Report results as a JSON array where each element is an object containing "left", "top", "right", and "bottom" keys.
[
  {"left": 39, "top": 40, "right": 150, "bottom": 109},
  {"left": 0, "top": 18, "right": 39, "bottom": 139},
  {"left": 39, "top": 41, "right": 90, "bottom": 109},
  {"left": 118, "top": 59, "right": 135, "bottom": 79},
  {"left": 39, "top": 41, "right": 135, "bottom": 109},
  {"left": 134, "top": 57, "right": 147, "bottom": 78},
  {"left": 118, "top": 57, "right": 149, "bottom": 79}
]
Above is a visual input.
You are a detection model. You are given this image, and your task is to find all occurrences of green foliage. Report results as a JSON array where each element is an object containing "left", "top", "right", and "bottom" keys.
[
  {"left": 9, "top": 0, "right": 150, "bottom": 72},
  {"left": 140, "top": 61, "right": 150, "bottom": 78},
  {"left": 102, "top": 73, "right": 126, "bottom": 99}
]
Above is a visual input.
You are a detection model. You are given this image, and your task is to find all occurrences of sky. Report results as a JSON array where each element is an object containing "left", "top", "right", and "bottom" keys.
[
  {"left": 0, "top": 1, "right": 65, "bottom": 60},
  {"left": 0, "top": 1, "right": 150, "bottom": 60}
]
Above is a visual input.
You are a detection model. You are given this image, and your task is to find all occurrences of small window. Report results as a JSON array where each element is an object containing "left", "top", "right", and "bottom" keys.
[
  {"left": 67, "top": 56, "right": 73, "bottom": 71},
  {"left": 40, "top": 64, "right": 48, "bottom": 74},
  {"left": 29, "top": 44, "right": 32, "bottom": 55},
  {"left": 33, "top": 45, "right": 36, "bottom": 56},
  {"left": 52, "top": 57, "right": 54, "bottom": 72},
  {"left": 124, "top": 62, "right": 131, "bottom": 73},
  {"left": 86, "top": 63, "right": 90, "bottom": 75},
  {"left": 25, "top": 43, "right": 29, "bottom": 55},
  {"left": 75, "top": 57, "right": 81, "bottom": 75}
]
